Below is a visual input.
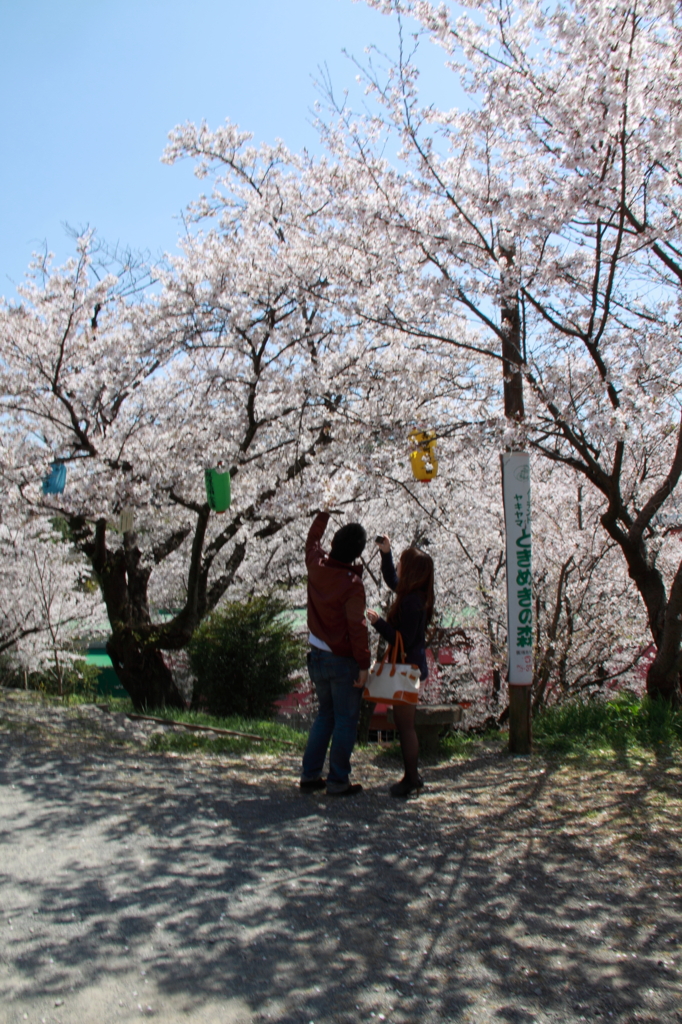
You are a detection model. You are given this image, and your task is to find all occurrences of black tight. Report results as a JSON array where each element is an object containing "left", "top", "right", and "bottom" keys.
[{"left": 392, "top": 703, "right": 419, "bottom": 784}]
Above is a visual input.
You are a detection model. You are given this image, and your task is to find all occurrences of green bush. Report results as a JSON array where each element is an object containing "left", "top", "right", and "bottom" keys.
[
  {"left": 533, "top": 692, "right": 682, "bottom": 753},
  {"left": 188, "top": 595, "right": 305, "bottom": 718}
]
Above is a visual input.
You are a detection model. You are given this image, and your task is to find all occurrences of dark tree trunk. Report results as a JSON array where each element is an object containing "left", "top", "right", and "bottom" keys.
[
  {"left": 532, "top": 556, "right": 573, "bottom": 712},
  {"left": 646, "top": 660, "right": 681, "bottom": 704},
  {"left": 79, "top": 518, "right": 190, "bottom": 710},
  {"left": 644, "top": 557, "right": 682, "bottom": 704},
  {"left": 106, "top": 632, "right": 184, "bottom": 710},
  {"left": 357, "top": 700, "right": 376, "bottom": 745},
  {"left": 501, "top": 298, "right": 525, "bottom": 422},
  {"left": 600, "top": 503, "right": 682, "bottom": 704},
  {"left": 68, "top": 503, "right": 250, "bottom": 710}
]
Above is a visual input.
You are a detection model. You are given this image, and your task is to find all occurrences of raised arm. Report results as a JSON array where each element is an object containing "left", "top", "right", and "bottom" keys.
[
  {"left": 306, "top": 511, "right": 330, "bottom": 564},
  {"left": 380, "top": 549, "right": 399, "bottom": 591}
]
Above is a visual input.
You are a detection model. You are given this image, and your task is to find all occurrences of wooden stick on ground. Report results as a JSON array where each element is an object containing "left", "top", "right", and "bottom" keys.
[{"left": 126, "top": 712, "right": 298, "bottom": 747}]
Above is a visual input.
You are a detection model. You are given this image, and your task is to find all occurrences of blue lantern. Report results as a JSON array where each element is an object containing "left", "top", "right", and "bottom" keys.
[{"left": 42, "top": 462, "right": 67, "bottom": 495}]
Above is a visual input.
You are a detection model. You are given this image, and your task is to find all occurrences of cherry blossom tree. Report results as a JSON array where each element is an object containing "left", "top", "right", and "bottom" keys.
[
  {"left": 349, "top": 438, "right": 647, "bottom": 719},
  {"left": 0, "top": 515, "right": 100, "bottom": 674},
  {"left": 0, "top": 437, "right": 102, "bottom": 683},
  {"left": 315, "top": 0, "right": 682, "bottom": 701},
  {"left": 4, "top": 0, "right": 677, "bottom": 717},
  {"left": 0, "top": 156, "right": 368, "bottom": 709}
]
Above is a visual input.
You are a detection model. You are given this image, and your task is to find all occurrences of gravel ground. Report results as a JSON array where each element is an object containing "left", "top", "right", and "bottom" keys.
[{"left": 1, "top": 688, "right": 681, "bottom": 1024}]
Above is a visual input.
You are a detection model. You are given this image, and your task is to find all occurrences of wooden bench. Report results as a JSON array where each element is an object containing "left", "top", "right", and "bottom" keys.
[{"left": 387, "top": 704, "right": 463, "bottom": 755}]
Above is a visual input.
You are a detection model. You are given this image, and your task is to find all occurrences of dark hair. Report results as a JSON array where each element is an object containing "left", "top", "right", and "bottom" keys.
[
  {"left": 330, "top": 523, "right": 367, "bottom": 564},
  {"left": 387, "top": 547, "right": 435, "bottom": 626}
]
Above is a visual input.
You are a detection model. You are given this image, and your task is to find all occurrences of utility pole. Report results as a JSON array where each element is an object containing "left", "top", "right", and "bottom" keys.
[{"left": 500, "top": 292, "right": 533, "bottom": 754}]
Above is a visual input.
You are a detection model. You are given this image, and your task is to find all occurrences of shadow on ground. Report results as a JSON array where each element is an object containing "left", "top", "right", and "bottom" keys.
[{"left": 1, "top": 726, "right": 681, "bottom": 1023}]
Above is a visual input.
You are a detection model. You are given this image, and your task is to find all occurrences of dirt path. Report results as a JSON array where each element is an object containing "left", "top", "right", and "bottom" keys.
[{"left": 1, "top": 690, "right": 681, "bottom": 1024}]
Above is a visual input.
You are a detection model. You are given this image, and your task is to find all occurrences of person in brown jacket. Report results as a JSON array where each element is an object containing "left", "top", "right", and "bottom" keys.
[{"left": 299, "top": 511, "right": 370, "bottom": 796}]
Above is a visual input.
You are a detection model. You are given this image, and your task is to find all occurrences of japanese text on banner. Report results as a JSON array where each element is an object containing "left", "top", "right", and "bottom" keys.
[{"left": 502, "top": 453, "right": 533, "bottom": 685}]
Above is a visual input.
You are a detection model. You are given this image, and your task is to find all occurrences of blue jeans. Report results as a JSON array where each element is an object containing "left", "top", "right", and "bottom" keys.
[{"left": 301, "top": 648, "right": 364, "bottom": 792}]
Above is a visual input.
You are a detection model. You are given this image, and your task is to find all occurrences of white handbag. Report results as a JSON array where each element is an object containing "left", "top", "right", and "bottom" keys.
[{"left": 363, "top": 632, "right": 421, "bottom": 707}]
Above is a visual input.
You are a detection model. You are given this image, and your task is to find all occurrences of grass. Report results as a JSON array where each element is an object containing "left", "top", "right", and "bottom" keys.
[
  {"left": 67, "top": 694, "right": 308, "bottom": 754},
  {"left": 140, "top": 707, "right": 308, "bottom": 756},
  {"left": 374, "top": 726, "right": 496, "bottom": 763},
  {"left": 69, "top": 693, "right": 134, "bottom": 712},
  {"left": 1, "top": 686, "right": 307, "bottom": 756},
  {"left": 373, "top": 695, "right": 682, "bottom": 764},
  {"left": 438, "top": 728, "right": 505, "bottom": 758},
  {"left": 0, "top": 687, "right": 130, "bottom": 712},
  {"left": 150, "top": 695, "right": 682, "bottom": 761},
  {"left": 533, "top": 692, "right": 682, "bottom": 755},
  {"left": 10, "top": 683, "right": 682, "bottom": 763}
]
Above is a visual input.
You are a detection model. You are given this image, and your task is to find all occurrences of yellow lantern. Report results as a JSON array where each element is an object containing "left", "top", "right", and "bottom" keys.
[{"left": 409, "top": 430, "right": 438, "bottom": 483}]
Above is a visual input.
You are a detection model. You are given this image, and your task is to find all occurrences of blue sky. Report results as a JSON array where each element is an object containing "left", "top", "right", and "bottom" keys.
[{"left": 0, "top": 0, "right": 456, "bottom": 297}]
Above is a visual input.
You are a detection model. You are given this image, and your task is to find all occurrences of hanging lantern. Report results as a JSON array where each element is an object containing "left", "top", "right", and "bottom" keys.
[
  {"left": 42, "top": 461, "right": 67, "bottom": 495},
  {"left": 409, "top": 430, "right": 438, "bottom": 483},
  {"left": 120, "top": 507, "right": 135, "bottom": 534},
  {"left": 205, "top": 464, "right": 231, "bottom": 513}
]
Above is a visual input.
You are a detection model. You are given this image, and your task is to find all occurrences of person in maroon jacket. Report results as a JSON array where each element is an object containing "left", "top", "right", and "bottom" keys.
[{"left": 300, "top": 511, "right": 370, "bottom": 796}]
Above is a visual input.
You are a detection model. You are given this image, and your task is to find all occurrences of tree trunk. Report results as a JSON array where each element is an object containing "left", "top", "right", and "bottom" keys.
[
  {"left": 107, "top": 631, "right": 184, "bottom": 711},
  {"left": 645, "top": 557, "right": 682, "bottom": 703},
  {"left": 85, "top": 519, "right": 188, "bottom": 710},
  {"left": 357, "top": 700, "right": 376, "bottom": 745},
  {"left": 532, "top": 556, "right": 573, "bottom": 712},
  {"left": 646, "top": 661, "right": 681, "bottom": 704},
  {"left": 501, "top": 298, "right": 525, "bottom": 422},
  {"left": 71, "top": 501, "right": 249, "bottom": 711},
  {"left": 600, "top": 509, "right": 682, "bottom": 703}
]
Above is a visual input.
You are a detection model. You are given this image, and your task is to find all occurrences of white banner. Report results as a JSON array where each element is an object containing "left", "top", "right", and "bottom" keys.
[{"left": 501, "top": 452, "right": 533, "bottom": 685}]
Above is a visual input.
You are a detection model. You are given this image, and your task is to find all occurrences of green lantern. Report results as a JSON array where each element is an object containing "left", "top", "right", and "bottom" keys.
[{"left": 205, "top": 466, "right": 231, "bottom": 513}]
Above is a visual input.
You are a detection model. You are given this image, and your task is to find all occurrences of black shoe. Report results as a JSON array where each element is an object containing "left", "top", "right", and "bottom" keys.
[
  {"left": 299, "top": 778, "right": 326, "bottom": 791},
  {"left": 390, "top": 777, "right": 423, "bottom": 798},
  {"left": 327, "top": 783, "right": 363, "bottom": 797}
]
